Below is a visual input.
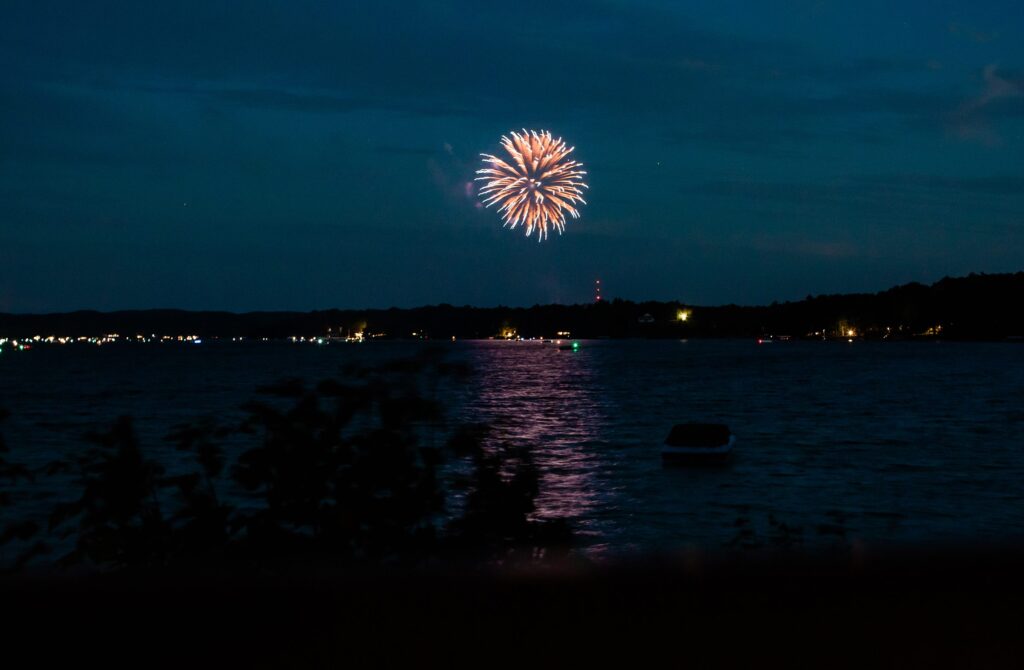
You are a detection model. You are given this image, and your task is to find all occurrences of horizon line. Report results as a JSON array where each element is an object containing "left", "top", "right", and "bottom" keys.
[{"left": 2, "top": 270, "right": 1021, "bottom": 317}]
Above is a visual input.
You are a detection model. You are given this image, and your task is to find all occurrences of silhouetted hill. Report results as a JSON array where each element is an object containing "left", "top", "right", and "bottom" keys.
[{"left": 2, "top": 272, "right": 1022, "bottom": 340}]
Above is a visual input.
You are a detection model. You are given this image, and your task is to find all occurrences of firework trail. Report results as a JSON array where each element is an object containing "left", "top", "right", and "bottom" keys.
[{"left": 476, "top": 130, "right": 588, "bottom": 241}]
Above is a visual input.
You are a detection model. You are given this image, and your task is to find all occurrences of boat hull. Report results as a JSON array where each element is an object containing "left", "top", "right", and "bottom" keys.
[{"left": 661, "top": 435, "right": 735, "bottom": 464}]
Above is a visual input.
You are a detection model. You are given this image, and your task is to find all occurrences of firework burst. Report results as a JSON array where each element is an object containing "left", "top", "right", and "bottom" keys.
[{"left": 476, "top": 129, "right": 588, "bottom": 241}]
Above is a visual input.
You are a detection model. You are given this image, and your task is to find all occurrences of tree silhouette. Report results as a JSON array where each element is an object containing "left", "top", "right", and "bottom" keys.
[{"left": 8, "top": 350, "right": 570, "bottom": 572}]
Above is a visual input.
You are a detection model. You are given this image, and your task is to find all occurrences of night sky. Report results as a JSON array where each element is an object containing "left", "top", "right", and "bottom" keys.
[{"left": 2, "top": 1, "right": 1023, "bottom": 312}]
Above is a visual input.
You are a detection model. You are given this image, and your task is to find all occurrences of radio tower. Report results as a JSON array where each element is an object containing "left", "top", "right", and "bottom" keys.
[{"left": 595, "top": 278, "right": 602, "bottom": 302}]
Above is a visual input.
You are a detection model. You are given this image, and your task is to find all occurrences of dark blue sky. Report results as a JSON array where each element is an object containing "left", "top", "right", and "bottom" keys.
[{"left": 2, "top": 1, "right": 1023, "bottom": 312}]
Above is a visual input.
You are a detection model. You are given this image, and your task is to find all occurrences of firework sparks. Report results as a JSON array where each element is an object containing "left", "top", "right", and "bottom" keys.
[{"left": 476, "top": 129, "right": 588, "bottom": 241}]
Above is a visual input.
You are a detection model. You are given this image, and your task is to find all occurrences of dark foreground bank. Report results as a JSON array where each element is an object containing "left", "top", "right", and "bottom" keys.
[{"left": 3, "top": 547, "right": 1023, "bottom": 668}]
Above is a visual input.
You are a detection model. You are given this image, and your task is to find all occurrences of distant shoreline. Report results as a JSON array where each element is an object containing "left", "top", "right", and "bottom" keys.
[{"left": 2, "top": 271, "right": 1022, "bottom": 341}]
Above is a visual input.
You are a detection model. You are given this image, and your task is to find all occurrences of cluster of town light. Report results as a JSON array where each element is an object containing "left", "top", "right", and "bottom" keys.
[
  {"left": 290, "top": 331, "right": 367, "bottom": 344},
  {"left": 0, "top": 333, "right": 202, "bottom": 348},
  {"left": 2, "top": 314, "right": 954, "bottom": 352},
  {"left": 0, "top": 332, "right": 381, "bottom": 351}
]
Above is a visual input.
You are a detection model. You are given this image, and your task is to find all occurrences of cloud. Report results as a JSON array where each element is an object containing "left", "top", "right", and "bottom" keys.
[
  {"left": 664, "top": 123, "right": 890, "bottom": 157},
  {"left": 374, "top": 145, "right": 441, "bottom": 157},
  {"left": 966, "top": 65, "right": 1023, "bottom": 111},
  {"left": 687, "top": 173, "right": 1024, "bottom": 201},
  {"left": 203, "top": 88, "right": 475, "bottom": 118},
  {"left": 679, "top": 173, "right": 1024, "bottom": 237},
  {"left": 3, "top": 1, "right": 1024, "bottom": 311},
  {"left": 5, "top": 0, "right": 993, "bottom": 161},
  {"left": 854, "top": 173, "right": 1024, "bottom": 196},
  {"left": 948, "top": 21, "right": 998, "bottom": 44},
  {"left": 737, "top": 233, "right": 863, "bottom": 260},
  {"left": 953, "top": 64, "right": 1024, "bottom": 145}
]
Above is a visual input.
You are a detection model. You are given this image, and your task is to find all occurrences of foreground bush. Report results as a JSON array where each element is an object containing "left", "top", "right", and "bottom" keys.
[{"left": 2, "top": 350, "right": 571, "bottom": 571}]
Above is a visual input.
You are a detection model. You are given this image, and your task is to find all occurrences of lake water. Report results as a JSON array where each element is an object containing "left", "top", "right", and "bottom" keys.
[{"left": 3, "top": 339, "right": 1024, "bottom": 557}]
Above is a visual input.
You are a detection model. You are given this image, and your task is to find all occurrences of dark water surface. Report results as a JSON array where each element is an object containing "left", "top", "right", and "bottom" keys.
[{"left": 3, "top": 340, "right": 1024, "bottom": 556}]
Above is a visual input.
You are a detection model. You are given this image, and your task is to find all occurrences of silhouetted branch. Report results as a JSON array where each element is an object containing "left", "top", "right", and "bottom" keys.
[{"left": 10, "top": 353, "right": 574, "bottom": 573}]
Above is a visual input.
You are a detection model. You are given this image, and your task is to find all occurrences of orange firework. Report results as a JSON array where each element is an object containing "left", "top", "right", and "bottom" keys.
[{"left": 476, "top": 129, "right": 588, "bottom": 241}]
